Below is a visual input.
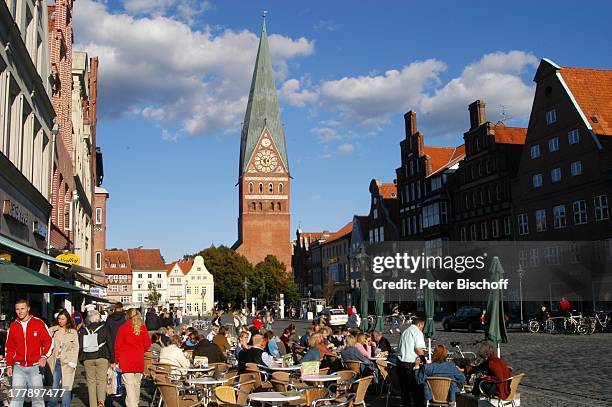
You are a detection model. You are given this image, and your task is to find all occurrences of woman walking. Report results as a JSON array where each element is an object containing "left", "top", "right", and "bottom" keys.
[
  {"left": 78, "top": 310, "right": 112, "bottom": 407},
  {"left": 115, "top": 308, "right": 151, "bottom": 407},
  {"left": 49, "top": 310, "right": 79, "bottom": 407}
]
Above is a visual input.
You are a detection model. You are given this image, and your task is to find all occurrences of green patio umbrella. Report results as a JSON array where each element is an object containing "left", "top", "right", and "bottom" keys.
[
  {"left": 359, "top": 279, "right": 369, "bottom": 331},
  {"left": 374, "top": 289, "right": 384, "bottom": 332},
  {"left": 485, "top": 256, "right": 508, "bottom": 357},
  {"left": 423, "top": 269, "right": 436, "bottom": 361}
]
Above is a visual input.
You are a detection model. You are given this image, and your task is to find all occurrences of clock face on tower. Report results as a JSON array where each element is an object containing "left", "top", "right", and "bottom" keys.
[{"left": 254, "top": 149, "right": 278, "bottom": 173}]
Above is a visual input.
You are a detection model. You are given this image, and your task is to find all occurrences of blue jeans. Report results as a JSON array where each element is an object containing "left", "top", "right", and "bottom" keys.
[
  {"left": 48, "top": 362, "right": 71, "bottom": 407},
  {"left": 9, "top": 364, "right": 44, "bottom": 407}
]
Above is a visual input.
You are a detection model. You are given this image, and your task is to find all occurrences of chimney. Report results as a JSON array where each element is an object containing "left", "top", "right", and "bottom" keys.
[
  {"left": 404, "top": 111, "right": 417, "bottom": 137},
  {"left": 468, "top": 100, "right": 486, "bottom": 129}
]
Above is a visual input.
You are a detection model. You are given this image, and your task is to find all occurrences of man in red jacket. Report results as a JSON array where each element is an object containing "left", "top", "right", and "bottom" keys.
[{"left": 5, "top": 299, "right": 53, "bottom": 407}]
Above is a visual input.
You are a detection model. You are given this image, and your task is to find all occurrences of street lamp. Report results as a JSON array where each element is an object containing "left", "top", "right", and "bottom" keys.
[
  {"left": 201, "top": 290, "right": 206, "bottom": 314},
  {"left": 517, "top": 264, "right": 526, "bottom": 331},
  {"left": 243, "top": 278, "right": 250, "bottom": 313}
]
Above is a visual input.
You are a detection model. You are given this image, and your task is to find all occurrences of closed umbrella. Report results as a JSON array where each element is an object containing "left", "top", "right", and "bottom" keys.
[
  {"left": 485, "top": 256, "right": 508, "bottom": 357},
  {"left": 423, "top": 269, "right": 436, "bottom": 361},
  {"left": 374, "top": 289, "right": 384, "bottom": 332},
  {"left": 359, "top": 279, "right": 369, "bottom": 331}
]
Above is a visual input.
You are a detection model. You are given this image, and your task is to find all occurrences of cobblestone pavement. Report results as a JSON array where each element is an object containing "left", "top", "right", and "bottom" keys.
[{"left": 70, "top": 318, "right": 612, "bottom": 406}]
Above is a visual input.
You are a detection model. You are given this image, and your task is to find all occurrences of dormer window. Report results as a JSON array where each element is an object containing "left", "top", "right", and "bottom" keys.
[{"left": 546, "top": 109, "right": 557, "bottom": 125}]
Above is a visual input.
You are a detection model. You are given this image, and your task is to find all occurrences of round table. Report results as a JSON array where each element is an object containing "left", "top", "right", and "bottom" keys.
[
  {"left": 266, "top": 365, "right": 302, "bottom": 371},
  {"left": 300, "top": 374, "right": 341, "bottom": 387},
  {"left": 249, "top": 391, "right": 302, "bottom": 406},
  {"left": 188, "top": 377, "right": 229, "bottom": 407}
]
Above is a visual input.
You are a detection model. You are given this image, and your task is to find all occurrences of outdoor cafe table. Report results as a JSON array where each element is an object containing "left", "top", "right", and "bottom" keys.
[
  {"left": 262, "top": 364, "right": 302, "bottom": 372},
  {"left": 187, "top": 377, "right": 229, "bottom": 407},
  {"left": 300, "top": 374, "right": 341, "bottom": 387},
  {"left": 249, "top": 391, "right": 302, "bottom": 406},
  {"left": 183, "top": 367, "right": 215, "bottom": 378}
]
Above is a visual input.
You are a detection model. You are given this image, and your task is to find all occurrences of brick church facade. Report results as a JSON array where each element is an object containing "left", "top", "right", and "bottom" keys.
[{"left": 232, "top": 17, "right": 292, "bottom": 270}]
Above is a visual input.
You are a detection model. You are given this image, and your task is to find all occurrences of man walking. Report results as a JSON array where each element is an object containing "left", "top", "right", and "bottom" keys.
[
  {"left": 5, "top": 299, "right": 53, "bottom": 407},
  {"left": 106, "top": 302, "right": 126, "bottom": 364},
  {"left": 396, "top": 316, "right": 426, "bottom": 407}
]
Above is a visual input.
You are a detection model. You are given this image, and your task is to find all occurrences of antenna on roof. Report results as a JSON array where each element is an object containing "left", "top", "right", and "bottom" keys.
[
  {"left": 262, "top": 10, "right": 268, "bottom": 18},
  {"left": 497, "top": 104, "right": 513, "bottom": 125}
]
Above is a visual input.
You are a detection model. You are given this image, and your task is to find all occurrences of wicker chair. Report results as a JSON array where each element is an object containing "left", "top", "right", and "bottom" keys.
[
  {"left": 344, "top": 360, "right": 362, "bottom": 376},
  {"left": 303, "top": 387, "right": 332, "bottom": 407},
  {"left": 350, "top": 375, "right": 374, "bottom": 407},
  {"left": 213, "top": 386, "right": 238, "bottom": 406},
  {"left": 156, "top": 382, "right": 202, "bottom": 407},
  {"left": 332, "top": 370, "right": 356, "bottom": 394},
  {"left": 479, "top": 373, "right": 524, "bottom": 407},
  {"left": 312, "top": 393, "right": 356, "bottom": 407},
  {"left": 425, "top": 377, "right": 452, "bottom": 406},
  {"left": 245, "top": 363, "right": 273, "bottom": 390},
  {"left": 222, "top": 369, "right": 238, "bottom": 381},
  {"left": 209, "top": 362, "right": 230, "bottom": 376}
]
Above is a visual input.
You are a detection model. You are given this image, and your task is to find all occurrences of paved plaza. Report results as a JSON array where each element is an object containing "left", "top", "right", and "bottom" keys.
[{"left": 67, "top": 317, "right": 612, "bottom": 407}]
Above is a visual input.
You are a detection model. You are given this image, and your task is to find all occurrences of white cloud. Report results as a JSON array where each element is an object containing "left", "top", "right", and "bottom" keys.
[
  {"left": 338, "top": 143, "right": 355, "bottom": 155},
  {"left": 310, "top": 127, "right": 340, "bottom": 143},
  {"left": 279, "top": 79, "right": 319, "bottom": 107},
  {"left": 317, "top": 51, "right": 538, "bottom": 139},
  {"left": 74, "top": 0, "right": 314, "bottom": 137}
]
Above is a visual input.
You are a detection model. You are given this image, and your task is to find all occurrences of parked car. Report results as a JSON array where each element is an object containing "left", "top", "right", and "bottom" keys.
[
  {"left": 442, "top": 307, "right": 483, "bottom": 332},
  {"left": 320, "top": 308, "right": 348, "bottom": 326}
]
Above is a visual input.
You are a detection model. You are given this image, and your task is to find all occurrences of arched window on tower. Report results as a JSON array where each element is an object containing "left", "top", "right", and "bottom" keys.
[
  {"left": 248, "top": 182, "right": 254, "bottom": 193},
  {"left": 259, "top": 183, "right": 263, "bottom": 193},
  {"left": 278, "top": 183, "right": 284, "bottom": 193},
  {"left": 258, "top": 202, "right": 263, "bottom": 210},
  {"left": 251, "top": 202, "right": 256, "bottom": 211},
  {"left": 270, "top": 202, "right": 275, "bottom": 211},
  {"left": 277, "top": 202, "right": 281, "bottom": 211},
  {"left": 268, "top": 183, "right": 273, "bottom": 193}
]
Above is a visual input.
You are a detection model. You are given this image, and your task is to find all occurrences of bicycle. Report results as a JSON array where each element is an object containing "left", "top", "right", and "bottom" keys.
[
  {"left": 449, "top": 341, "right": 483, "bottom": 367},
  {"left": 528, "top": 317, "right": 556, "bottom": 333},
  {"left": 563, "top": 312, "right": 590, "bottom": 335},
  {"left": 584, "top": 311, "right": 610, "bottom": 334}
]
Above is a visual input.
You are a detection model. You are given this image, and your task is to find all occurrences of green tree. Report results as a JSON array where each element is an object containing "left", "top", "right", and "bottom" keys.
[{"left": 145, "top": 281, "right": 162, "bottom": 307}]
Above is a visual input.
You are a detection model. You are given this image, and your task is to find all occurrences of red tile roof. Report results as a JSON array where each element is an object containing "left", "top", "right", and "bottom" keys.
[
  {"left": 325, "top": 222, "right": 353, "bottom": 244},
  {"left": 177, "top": 259, "right": 194, "bottom": 274},
  {"left": 104, "top": 250, "right": 132, "bottom": 275},
  {"left": 423, "top": 145, "right": 465, "bottom": 175},
  {"left": 560, "top": 67, "right": 612, "bottom": 136},
  {"left": 128, "top": 248, "right": 165, "bottom": 270},
  {"left": 493, "top": 125, "right": 527, "bottom": 144},
  {"left": 379, "top": 183, "right": 397, "bottom": 199}
]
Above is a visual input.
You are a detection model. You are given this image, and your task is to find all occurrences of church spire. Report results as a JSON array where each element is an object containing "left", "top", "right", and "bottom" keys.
[{"left": 238, "top": 14, "right": 289, "bottom": 178}]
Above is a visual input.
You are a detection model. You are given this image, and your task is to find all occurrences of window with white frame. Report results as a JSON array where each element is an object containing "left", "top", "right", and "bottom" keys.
[
  {"left": 110, "top": 285, "right": 118, "bottom": 292},
  {"left": 373, "top": 209, "right": 378, "bottom": 219},
  {"left": 533, "top": 174, "right": 543, "bottom": 188},
  {"left": 528, "top": 248, "right": 539, "bottom": 267},
  {"left": 543, "top": 246, "right": 562, "bottom": 265},
  {"left": 138, "top": 294, "right": 143, "bottom": 303},
  {"left": 518, "top": 214, "right": 529, "bottom": 235},
  {"left": 548, "top": 137, "right": 559, "bottom": 152},
  {"left": 95, "top": 208, "right": 102, "bottom": 225},
  {"left": 535, "top": 209, "right": 547, "bottom": 232},
  {"left": 431, "top": 176, "right": 442, "bottom": 191},
  {"left": 95, "top": 252, "right": 102, "bottom": 270},
  {"left": 421, "top": 202, "right": 448, "bottom": 228},
  {"left": 568, "top": 242, "right": 581, "bottom": 263},
  {"left": 553, "top": 205, "right": 566, "bottom": 229},
  {"left": 568, "top": 129, "right": 580, "bottom": 144},
  {"left": 480, "top": 222, "right": 488, "bottom": 240},
  {"left": 122, "top": 285, "right": 128, "bottom": 292},
  {"left": 530, "top": 145, "right": 541, "bottom": 159},
  {"left": 374, "top": 228, "right": 379, "bottom": 242},
  {"left": 570, "top": 161, "right": 582, "bottom": 176},
  {"left": 186, "top": 287, "right": 191, "bottom": 294},
  {"left": 379, "top": 226, "right": 385, "bottom": 242},
  {"left": 546, "top": 109, "right": 557, "bottom": 124},
  {"left": 492, "top": 219, "right": 500, "bottom": 238},
  {"left": 551, "top": 168, "right": 561, "bottom": 183},
  {"left": 121, "top": 296, "right": 130, "bottom": 303},
  {"left": 594, "top": 195, "right": 609, "bottom": 222},
  {"left": 573, "top": 200, "right": 587, "bottom": 225},
  {"left": 503, "top": 216, "right": 511, "bottom": 236},
  {"left": 369, "top": 230, "right": 374, "bottom": 243}
]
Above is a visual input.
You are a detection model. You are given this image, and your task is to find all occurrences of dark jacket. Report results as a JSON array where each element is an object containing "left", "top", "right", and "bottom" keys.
[
  {"left": 237, "top": 346, "right": 265, "bottom": 373},
  {"left": 374, "top": 336, "right": 393, "bottom": 354},
  {"left": 78, "top": 322, "right": 112, "bottom": 362},
  {"left": 105, "top": 311, "right": 126, "bottom": 363},
  {"left": 193, "top": 339, "right": 226, "bottom": 364},
  {"left": 145, "top": 311, "right": 160, "bottom": 331}
]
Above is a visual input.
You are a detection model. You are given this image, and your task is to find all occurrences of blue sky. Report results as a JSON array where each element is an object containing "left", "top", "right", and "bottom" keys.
[{"left": 73, "top": 1, "right": 612, "bottom": 262}]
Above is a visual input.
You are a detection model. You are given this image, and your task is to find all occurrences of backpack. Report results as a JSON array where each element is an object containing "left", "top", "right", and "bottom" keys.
[{"left": 83, "top": 325, "right": 106, "bottom": 353}]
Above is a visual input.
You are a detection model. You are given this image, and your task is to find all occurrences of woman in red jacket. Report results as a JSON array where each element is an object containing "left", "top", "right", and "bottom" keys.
[{"left": 115, "top": 308, "right": 151, "bottom": 407}]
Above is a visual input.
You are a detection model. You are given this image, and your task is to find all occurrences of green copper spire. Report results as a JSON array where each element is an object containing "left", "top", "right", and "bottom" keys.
[{"left": 239, "top": 14, "right": 289, "bottom": 177}]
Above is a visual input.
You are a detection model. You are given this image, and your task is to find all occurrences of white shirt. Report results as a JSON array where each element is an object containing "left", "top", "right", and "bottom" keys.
[{"left": 397, "top": 324, "right": 426, "bottom": 363}]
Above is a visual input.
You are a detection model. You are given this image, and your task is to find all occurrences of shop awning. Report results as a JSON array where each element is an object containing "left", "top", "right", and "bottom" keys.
[
  {"left": 0, "top": 235, "right": 72, "bottom": 267},
  {"left": 73, "top": 271, "right": 107, "bottom": 288},
  {"left": 71, "top": 264, "right": 105, "bottom": 278},
  {"left": 0, "top": 260, "right": 83, "bottom": 292}
]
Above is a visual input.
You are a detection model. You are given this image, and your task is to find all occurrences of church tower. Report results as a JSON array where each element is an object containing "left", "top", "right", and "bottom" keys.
[{"left": 233, "top": 16, "right": 292, "bottom": 270}]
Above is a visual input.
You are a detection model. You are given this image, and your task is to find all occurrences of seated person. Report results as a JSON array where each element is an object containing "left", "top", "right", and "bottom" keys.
[
  {"left": 330, "top": 327, "right": 348, "bottom": 348},
  {"left": 264, "top": 330, "right": 281, "bottom": 358},
  {"left": 159, "top": 335, "right": 191, "bottom": 374},
  {"left": 280, "top": 328, "right": 292, "bottom": 348},
  {"left": 415, "top": 345, "right": 465, "bottom": 403},
  {"left": 355, "top": 333, "right": 372, "bottom": 358},
  {"left": 299, "top": 327, "right": 314, "bottom": 348},
  {"left": 193, "top": 335, "right": 227, "bottom": 364},
  {"left": 212, "top": 326, "right": 231, "bottom": 354},
  {"left": 181, "top": 331, "right": 199, "bottom": 350},
  {"left": 471, "top": 341, "right": 512, "bottom": 399},
  {"left": 234, "top": 331, "right": 250, "bottom": 360},
  {"left": 206, "top": 326, "right": 219, "bottom": 342},
  {"left": 237, "top": 334, "right": 274, "bottom": 373},
  {"left": 149, "top": 333, "right": 163, "bottom": 360},
  {"left": 340, "top": 334, "right": 377, "bottom": 379},
  {"left": 300, "top": 335, "right": 321, "bottom": 363},
  {"left": 371, "top": 330, "right": 393, "bottom": 355}
]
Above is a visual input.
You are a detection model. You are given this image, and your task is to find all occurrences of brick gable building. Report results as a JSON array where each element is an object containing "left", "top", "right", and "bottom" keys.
[{"left": 233, "top": 18, "right": 291, "bottom": 269}]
